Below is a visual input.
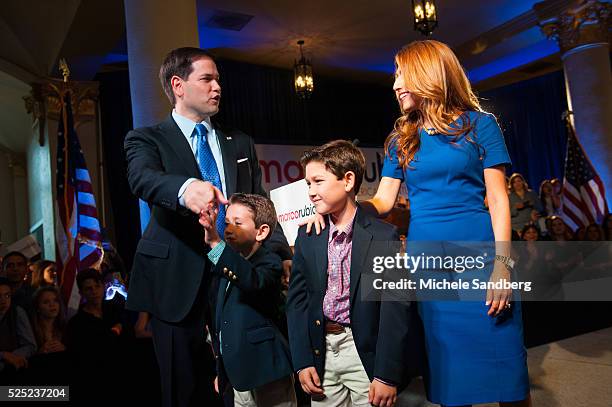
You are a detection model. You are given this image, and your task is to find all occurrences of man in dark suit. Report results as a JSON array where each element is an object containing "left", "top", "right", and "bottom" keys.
[{"left": 124, "top": 47, "right": 290, "bottom": 407}]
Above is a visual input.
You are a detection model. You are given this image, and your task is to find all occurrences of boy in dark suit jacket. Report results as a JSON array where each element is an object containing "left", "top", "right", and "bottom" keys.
[
  {"left": 200, "top": 193, "right": 296, "bottom": 407},
  {"left": 287, "top": 140, "right": 415, "bottom": 407}
]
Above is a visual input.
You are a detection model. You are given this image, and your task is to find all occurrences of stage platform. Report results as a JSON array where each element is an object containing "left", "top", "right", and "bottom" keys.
[{"left": 398, "top": 327, "right": 612, "bottom": 406}]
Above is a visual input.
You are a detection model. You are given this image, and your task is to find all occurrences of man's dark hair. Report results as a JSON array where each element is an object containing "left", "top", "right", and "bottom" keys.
[
  {"left": 0, "top": 277, "right": 11, "bottom": 289},
  {"left": 159, "top": 47, "right": 216, "bottom": 105},
  {"left": 300, "top": 140, "right": 366, "bottom": 194},
  {"left": 76, "top": 268, "right": 102, "bottom": 291},
  {"left": 2, "top": 251, "right": 27, "bottom": 271},
  {"left": 229, "top": 193, "right": 277, "bottom": 241}
]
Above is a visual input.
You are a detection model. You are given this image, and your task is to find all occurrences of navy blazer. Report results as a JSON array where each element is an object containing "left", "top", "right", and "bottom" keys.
[
  {"left": 286, "top": 207, "right": 420, "bottom": 386},
  {"left": 209, "top": 244, "right": 293, "bottom": 392},
  {"left": 124, "top": 115, "right": 289, "bottom": 322}
]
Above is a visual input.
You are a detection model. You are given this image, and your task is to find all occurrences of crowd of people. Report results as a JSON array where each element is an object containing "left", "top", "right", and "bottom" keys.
[
  {"left": 503, "top": 174, "right": 611, "bottom": 242},
  {"left": 0, "top": 249, "right": 160, "bottom": 404}
]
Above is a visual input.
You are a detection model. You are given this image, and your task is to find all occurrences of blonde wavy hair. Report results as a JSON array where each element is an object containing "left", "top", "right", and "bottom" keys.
[{"left": 385, "top": 40, "right": 483, "bottom": 169}]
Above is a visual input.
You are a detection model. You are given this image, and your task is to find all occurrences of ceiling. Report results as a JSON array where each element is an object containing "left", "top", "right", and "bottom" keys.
[{"left": 0, "top": 0, "right": 582, "bottom": 152}]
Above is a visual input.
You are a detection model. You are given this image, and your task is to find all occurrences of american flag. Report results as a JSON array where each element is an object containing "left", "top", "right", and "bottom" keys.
[
  {"left": 561, "top": 121, "right": 609, "bottom": 231},
  {"left": 55, "top": 92, "right": 103, "bottom": 313}
]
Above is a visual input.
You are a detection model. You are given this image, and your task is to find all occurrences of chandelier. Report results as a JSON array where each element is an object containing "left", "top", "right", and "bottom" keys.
[
  {"left": 412, "top": 0, "right": 438, "bottom": 36},
  {"left": 294, "top": 40, "right": 314, "bottom": 98}
]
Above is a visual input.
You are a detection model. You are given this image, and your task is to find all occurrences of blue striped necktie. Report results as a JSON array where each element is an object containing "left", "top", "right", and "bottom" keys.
[{"left": 195, "top": 123, "right": 226, "bottom": 237}]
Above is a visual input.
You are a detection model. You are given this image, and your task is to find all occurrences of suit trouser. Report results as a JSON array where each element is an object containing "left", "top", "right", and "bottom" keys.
[
  {"left": 312, "top": 328, "right": 371, "bottom": 407},
  {"left": 150, "top": 278, "right": 219, "bottom": 407}
]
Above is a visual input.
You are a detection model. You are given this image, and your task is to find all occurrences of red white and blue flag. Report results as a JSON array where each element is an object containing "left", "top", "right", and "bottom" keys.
[
  {"left": 562, "top": 123, "right": 609, "bottom": 230},
  {"left": 55, "top": 92, "right": 103, "bottom": 313}
]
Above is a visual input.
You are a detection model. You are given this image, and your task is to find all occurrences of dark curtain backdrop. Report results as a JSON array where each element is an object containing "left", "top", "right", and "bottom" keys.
[
  {"left": 96, "top": 69, "right": 140, "bottom": 269},
  {"left": 480, "top": 70, "right": 568, "bottom": 191},
  {"left": 95, "top": 62, "right": 567, "bottom": 273}
]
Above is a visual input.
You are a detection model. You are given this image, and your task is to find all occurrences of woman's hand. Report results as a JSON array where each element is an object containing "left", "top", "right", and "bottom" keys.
[
  {"left": 302, "top": 213, "right": 326, "bottom": 235},
  {"left": 486, "top": 261, "right": 512, "bottom": 316},
  {"left": 41, "top": 339, "right": 65, "bottom": 353}
]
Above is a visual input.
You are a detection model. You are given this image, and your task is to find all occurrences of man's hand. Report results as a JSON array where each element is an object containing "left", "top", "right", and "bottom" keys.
[
  {"left": 298, "top": 367, "right": 324, "bottom": 395},
  {"left": 183, "top": 180, "right": 228, "bottom": 215},
  {"left": 199, "top": 206, "right": 222, "bottom": 248},
  {"left": 213, "top": 376, "right": 219, "bottom": 394},
  {"left": 369, "top": 380, "right": 397, "bottom": 407},
  {"left": 2, "top": 351, "right": 28, "bottom": 369}
]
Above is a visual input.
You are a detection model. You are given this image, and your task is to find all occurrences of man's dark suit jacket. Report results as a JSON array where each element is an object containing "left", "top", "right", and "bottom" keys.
[
  {"left": 124, "top": 114, "right": 287, "bottom": 323},
  {"left": 209, "top": 245, "right": 293, "bottom": 392},
  {"left": 286, "top": 207, "right": 420, "bottom": 386}
]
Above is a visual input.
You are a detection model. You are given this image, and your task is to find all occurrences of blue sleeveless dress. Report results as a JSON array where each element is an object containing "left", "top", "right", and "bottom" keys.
[{"left": 382, "top": 111, "right": 529, "bottom": 405}]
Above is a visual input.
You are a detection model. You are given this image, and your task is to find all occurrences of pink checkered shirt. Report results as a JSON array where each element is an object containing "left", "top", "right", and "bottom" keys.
[{"left": 322, "top": 215, "right": 355, "bottom": 325}]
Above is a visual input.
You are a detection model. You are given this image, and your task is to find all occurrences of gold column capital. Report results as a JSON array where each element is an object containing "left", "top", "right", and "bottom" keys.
[
  {"left": 23, "top": 78, "right": 99, "bottom": 146},
  {"left": 538, "top": 0, "right": 610, "bottom": 55}
]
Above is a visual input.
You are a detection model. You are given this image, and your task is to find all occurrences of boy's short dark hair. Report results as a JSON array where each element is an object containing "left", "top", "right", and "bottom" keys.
[
  {"left": 300, "top": 140, "right": 366, "bottom": 194},
  {"left": 229, "top": 194, "right": 277, "bottom": 240},
  {"left": 2, "top": 251, "right": 27, "bottom": 270},
  {"left": 159, "top": 47, "right": 216, "bottom": 105},
  {"left": 76, "top": 268, "right": 102, "bottom": 291}
]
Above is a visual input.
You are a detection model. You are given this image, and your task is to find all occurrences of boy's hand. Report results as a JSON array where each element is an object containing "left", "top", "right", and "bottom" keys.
[
  {"left": 199, "top": 205, "right": 221, "bottom": 248},
  {"left": 298, "top": 367, "right": 324, "bottom": 395},
  {"left": 369, "top": 380, "right": 397, "bottom": 407}
]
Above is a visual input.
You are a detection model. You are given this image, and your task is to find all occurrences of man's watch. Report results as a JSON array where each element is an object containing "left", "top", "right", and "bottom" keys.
[{"left": 495, "top": 255, "right": 515, "bottom": 272}]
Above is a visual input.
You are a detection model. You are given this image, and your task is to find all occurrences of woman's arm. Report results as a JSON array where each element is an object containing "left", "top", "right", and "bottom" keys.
[
  {"left": 360, "top": 177, "right": 403, "bottom": 218},
  {"left": 485, "top": 166, "right": 512, "bottom": 244},
  {"left": 484, "top": 165, "right": 512, "bottom": 316},
  {"left": 305, "top": 176, "right": 402, "bottom": 234}
]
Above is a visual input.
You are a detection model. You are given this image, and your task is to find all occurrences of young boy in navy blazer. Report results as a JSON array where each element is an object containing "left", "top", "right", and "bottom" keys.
[
  {"left": 200, "top": 193, "right": 297, "bottom": 407},
  {"left": 286, "top": 140, "right": 414, "bottom": 407}
]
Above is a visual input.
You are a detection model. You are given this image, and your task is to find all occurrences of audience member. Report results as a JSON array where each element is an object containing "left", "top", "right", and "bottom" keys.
[
  {"left": 2, "top": 251, "right": 35, "bottom": 314},
  {"left": 602, "top": 213, "right": 612, "bottom": 241},
  {"left": 550, "top": 178, "right": 562, "bottom": 195},
  {"left": 66, "top": 269, "right": 131, "bottom": 354},
  {"left": 539, "top": 180, "right": 561, "bottom": 216},
  {"left": 65, "top": 269, "right": 132, "bottom": 402},
  {"left": 509, "top": 173, "right": 543, "bottom": 231},
  {"left": 30, "top": 260, "right": 57, "bottom": 290},
  {"left": 573, "top": 226, "right": 586, "bottom": 241},
  {"left": 521, "top": 224, "right": 541, "bottom": 242},
  {"left": 549, "top": 216, "right": 573, "bottom": 241},
  {"left": 31, "top": 286, "right": 66, "bottom": 354},
  {"left": 585, "top": 223, "right": 604, "bottom": 242},
  {"left": 0, "top": 277, "right": 37, "bottom": 380}
]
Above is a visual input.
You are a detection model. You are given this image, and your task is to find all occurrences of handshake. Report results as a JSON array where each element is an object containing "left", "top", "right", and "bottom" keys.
[{"left": 182, "top": 180, "right": 226, "bottom": 248}]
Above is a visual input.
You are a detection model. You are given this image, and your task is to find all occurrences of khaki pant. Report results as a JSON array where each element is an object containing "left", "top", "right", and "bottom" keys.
[
  {"left": 233, "top": 375, "right": 297, "bottom": 407},
  {"left": 312, "top": 328, "right": 371, "bottom": 407}
]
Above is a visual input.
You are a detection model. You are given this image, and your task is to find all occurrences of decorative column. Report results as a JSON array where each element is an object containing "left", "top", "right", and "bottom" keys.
[
  {"left": 24, "top": 79, "right": 101, "bottom": 259},
  {"left": 538, "top": 0, "right": 612, "bottom": 206},
  {"left": 124, "top": 0, "right": 200, "bottom": 231}
]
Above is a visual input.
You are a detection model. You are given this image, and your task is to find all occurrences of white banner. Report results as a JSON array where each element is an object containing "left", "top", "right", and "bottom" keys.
[{"left": 269, "top": 179, "right": 314, "bottom": 246}]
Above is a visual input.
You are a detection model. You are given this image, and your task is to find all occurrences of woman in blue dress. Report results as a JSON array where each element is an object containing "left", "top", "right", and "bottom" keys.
[
  {"left": 309, "top": 40, "right": 530, "bottom": 406},
  {"left": 376, "top": 40, "right": 530, "bottom": 406}
]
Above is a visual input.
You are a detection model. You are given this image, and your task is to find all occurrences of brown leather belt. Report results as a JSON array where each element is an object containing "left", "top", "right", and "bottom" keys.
[{"left": 325, "top": 321, "right": 348, "bottom": 335}]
